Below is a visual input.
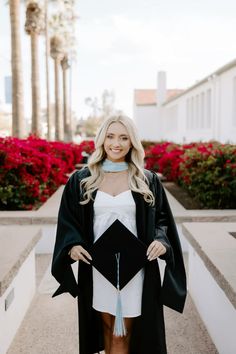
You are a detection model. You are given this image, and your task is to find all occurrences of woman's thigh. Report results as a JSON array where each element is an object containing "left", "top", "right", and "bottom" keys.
[{"left": 101, "top": 312, "right": 134, "bottom": 334}]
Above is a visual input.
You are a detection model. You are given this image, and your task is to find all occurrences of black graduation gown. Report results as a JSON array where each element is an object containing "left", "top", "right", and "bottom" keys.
[{"left": 51, "top": 167, "right": 187, "bottom": 354}]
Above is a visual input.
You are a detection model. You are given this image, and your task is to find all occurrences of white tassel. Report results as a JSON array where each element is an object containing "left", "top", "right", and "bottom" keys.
[{"left": 113, "top": 253, "right": 127, "bottom": 337}]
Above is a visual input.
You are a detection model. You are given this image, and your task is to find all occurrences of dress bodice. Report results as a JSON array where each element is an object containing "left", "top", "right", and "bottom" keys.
[{"left": 93, "top": 190, "right": 137, "bottom": 242}]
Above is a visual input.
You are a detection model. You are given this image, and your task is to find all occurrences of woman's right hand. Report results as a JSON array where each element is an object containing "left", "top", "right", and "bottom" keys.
[{"left": 68, "top": 245, "right": 92, "bottom": 264}]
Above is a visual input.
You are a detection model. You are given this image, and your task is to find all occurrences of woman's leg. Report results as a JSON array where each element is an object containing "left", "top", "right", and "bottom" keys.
[
  {"left": 101, "top": 312, "right": 134, "bottom": 354},
  {"left": 101, "top": 312, "right": 112, "bottom": 353}
]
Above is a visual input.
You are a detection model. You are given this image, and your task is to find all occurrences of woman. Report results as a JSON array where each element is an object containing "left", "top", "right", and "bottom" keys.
[{"left": 51, "top": 115, "right": 187, "bottom": 354}]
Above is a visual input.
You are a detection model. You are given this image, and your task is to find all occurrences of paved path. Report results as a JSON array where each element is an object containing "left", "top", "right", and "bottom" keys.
[{"left": 7, "top": 254, "right": 218, "bottom": 354}]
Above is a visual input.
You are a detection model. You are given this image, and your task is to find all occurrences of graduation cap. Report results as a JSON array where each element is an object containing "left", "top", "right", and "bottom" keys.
[{"left": 89, "top": 219, "right": 148, "bottom": 336}]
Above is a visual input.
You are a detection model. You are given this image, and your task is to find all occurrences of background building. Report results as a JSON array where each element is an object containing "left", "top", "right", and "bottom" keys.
[
  {"left": 133, "top": 72, "right": 183, "bottom": 141},
  {"left": 0, "top": 73, "right": 12, "bottom": 137},
  {"left": 134, "top": 59, "right": 236, "bottom": 143}
]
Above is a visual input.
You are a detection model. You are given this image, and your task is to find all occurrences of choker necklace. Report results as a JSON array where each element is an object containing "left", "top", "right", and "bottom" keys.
[{"left": 102, "top": 159, "right": 128, "bottom": 172}]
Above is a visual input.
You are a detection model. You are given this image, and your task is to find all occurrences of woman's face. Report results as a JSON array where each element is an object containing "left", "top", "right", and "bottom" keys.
[{"left": 104, "top": 122, "right": 132, "bottom": 162}]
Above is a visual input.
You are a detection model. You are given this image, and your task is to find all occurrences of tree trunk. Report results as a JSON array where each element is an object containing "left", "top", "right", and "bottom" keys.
[
  {"left": 62, "top": 67, "right": 69, "bottom": 139},
  {"left": 9, "top": 0, "right": 24, "bottom": 138},
  {"left": 68, "top": 63, "right": 74, "bottom": 141},
  {"left": 54, "top": 58, "right": 63, "bottom": 141},
  {"left": 44, "top": 0, "right": 53, "bottom": 140},
  {"left": 31, "top": 32, "right": 41, "bottom": 135},
  {"left": 62, "top": 59, "right": 72, "bottom": 141}
]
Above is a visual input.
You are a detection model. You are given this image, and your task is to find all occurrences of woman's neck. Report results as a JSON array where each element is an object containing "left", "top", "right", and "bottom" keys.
[{"left": 102, "top": 159, "right": 128, "bottom": 173}]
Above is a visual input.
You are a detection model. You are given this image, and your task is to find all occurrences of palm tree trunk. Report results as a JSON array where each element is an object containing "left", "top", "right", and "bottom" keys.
[
  {"left": 62, "top": 67, "right": 69, "bottom": 140},
  {"left": 68, "top": 63, "right": 73, "bottom": 141},
  {"left": 44, "top": 0, "right": 53, "bottom": 140},
  {"left": 54, "top": 58, "right": 63, "bottom": 140},
  {"left": 9, "top": 0, "right": 24, "bottom": 138},
  {"left": 31, "top": 32, "right": 40, "bottom": 135},
  {"left": 61, "top": 58, "right": 72, "bottom": 141}
]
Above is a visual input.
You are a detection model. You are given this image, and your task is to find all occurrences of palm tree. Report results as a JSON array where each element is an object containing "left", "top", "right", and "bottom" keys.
[
  {"left": 9, "top": 0, "right": 25, "bottom": 138},
  {"left": 61, "top": 54, "right": 72, "bottom": 141},
  {"left": 44, "top": 0, "right": 54, "bottom": 140},
  {"left": 49, "top": 1, "right": 78, "bottom": 141},
  {"left": 25, "top": 1, "right": 44, "bottom": 136},
  {"left": 50, "top": 35, "right": 64, "bottom": 140}
]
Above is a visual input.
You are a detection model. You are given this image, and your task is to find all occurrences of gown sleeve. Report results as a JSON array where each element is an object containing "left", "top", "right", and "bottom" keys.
[
  {"left": 153, "top": 174, "right": 174, "bottom": 265},
  {"left": 151, "top": 171, "right": 187, "bottom": 313},
  {"left": 51, "top": 170, "right": 86, "bottom": 298}
]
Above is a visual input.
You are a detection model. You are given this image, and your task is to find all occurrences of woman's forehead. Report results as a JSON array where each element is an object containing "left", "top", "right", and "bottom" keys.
[{"left": 106, "top": 122, "right": 129, "bottom": 135}]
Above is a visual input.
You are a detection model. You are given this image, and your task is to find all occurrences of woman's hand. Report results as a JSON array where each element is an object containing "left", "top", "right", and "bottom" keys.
[
  {"left": 147, "top": 240, "right": 167, "bottom": 261},
  {"left": 68, "top": 245, "right": 92, "bottom": 264}
]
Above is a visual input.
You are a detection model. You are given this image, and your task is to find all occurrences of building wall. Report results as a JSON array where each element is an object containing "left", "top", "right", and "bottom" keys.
[
  {"left": 4, "top": 76, "right": 12, "bottom": 104},
  {"left": 162, "top": 66, "right": 236, "bottom": 143},
  {"left": 0, "top": 72, "right": 12, "bottom": 137},
  {"left": 134, "top": 64, "right": 236, "bottom": 143},
  {"left": 133, "top": 104, "right": 160, "bottom": 141},
  {"left": 219, "top": 67, "right": 236, "bottom": 142}
]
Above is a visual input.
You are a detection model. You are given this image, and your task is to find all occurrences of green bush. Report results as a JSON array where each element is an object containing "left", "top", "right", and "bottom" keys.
[{"left": 179, "top": 144, "right": 236, "bottom": 208}]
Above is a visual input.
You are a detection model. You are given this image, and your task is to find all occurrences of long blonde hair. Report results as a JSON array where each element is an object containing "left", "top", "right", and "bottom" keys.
[{"left": 80, "top": 115, "right": 154, "bottom": 205}]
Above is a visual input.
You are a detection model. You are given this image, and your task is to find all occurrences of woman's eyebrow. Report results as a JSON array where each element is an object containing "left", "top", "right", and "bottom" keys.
[{"left": 106, "top": 133, "right": 129, "bottom": 137}]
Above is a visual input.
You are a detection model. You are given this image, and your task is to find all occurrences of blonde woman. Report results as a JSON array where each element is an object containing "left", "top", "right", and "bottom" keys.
[{"left": 51, "top": 115, "right": 187, "bottom": 354}]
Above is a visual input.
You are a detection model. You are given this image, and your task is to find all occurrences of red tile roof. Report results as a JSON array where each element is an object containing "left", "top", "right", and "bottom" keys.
[{"left": 134, "top": 89, "right": 184, "bottom": 105}]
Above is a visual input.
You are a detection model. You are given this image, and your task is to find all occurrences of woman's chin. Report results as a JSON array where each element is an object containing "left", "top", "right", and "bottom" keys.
[{"left": 106, "top": 154, "right": 125, "bottom": 162}]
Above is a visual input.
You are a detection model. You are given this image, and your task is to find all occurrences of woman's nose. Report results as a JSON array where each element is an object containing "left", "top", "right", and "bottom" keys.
[{"left": 112, "top": 139, "right": 121, "bottom": 147}]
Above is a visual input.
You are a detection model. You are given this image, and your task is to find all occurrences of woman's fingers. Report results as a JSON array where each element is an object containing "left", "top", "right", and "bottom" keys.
[
  {"left": 82, "top": 248, "right": 92, "bottom": 261},
  {"left": 79, "top": 254, "right": 91, "bottom": 264},
  {"left": 147, "top": 241, "right": 166, "bottom": 261},
  {"left": 69, "top": 245, "right": 92, "bottom": 264}
]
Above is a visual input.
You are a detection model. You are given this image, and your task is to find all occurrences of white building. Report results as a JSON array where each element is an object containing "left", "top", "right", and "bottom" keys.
[
  {"left": 0, "top": 72, "right": 12, "bottom": 137},
  {"left": 133, "top": 72, "right": 183, "bottom": 141},
  {"left": 134, "top": 59, "right": 236, "bottom": 143}
]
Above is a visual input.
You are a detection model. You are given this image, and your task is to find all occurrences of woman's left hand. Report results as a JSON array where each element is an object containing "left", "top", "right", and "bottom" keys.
[{"left": 147, "top": 240, "right": 167, "bottom": 261}]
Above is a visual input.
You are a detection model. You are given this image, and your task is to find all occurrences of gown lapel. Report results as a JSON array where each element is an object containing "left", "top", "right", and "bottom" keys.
[{"left": 131, "top": 191, "right": 147, "bottom": 243}]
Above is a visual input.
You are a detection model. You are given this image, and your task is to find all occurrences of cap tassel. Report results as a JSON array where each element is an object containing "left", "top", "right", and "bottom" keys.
[{"left": 113, "top": 253, "right": 127, "bottom": 337}]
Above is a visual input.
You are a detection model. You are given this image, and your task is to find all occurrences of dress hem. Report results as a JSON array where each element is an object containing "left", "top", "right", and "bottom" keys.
[{"left": 92, "top": 306, "right": 141, "bottom": 318}]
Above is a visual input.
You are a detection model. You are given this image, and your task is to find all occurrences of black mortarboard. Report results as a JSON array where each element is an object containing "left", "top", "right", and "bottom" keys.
[
  {"left": 89, "top": 219, "right": 147, "bottom": 336},
  {"left": 90, "top": 219, "right": 147, "bottom": 289}
]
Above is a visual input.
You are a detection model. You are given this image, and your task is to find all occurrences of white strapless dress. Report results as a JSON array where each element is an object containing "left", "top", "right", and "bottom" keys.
[{"left": 92, "top": 190, "right": 144, "bottom": 317}]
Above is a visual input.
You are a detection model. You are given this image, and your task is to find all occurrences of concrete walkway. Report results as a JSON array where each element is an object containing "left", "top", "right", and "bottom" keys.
[{"left": 7, "top": 254, "right": 218, "bottom": 354}]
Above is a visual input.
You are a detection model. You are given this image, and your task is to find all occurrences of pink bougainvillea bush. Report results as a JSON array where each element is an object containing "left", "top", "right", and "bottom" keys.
[
  {"left": 0, "top": 136, "right": 94, "bottom": 210},
  {"left": 145, "top": 141, "right": 186, "bottom": 181},
  {"left": 144, "top": 141, "right": 236, "bottom": 209},
  {"left": 1, "top": 136, "right": 235, "bottom": 210}
]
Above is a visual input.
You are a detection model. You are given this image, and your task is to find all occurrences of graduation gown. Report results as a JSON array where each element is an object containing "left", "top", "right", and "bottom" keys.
[{"left": 51, "top": 167, "right": 187, "bottom": 354}]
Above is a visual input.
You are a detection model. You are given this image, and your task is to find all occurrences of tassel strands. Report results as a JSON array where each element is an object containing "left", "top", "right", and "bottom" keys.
[{"left": 113, "top": 253, "right": 127, "bottom": 337}]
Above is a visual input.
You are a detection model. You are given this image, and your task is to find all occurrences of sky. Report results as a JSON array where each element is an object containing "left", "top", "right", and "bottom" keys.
[{"left": 1, "top": 0, "right": 236, "bottom": 119}]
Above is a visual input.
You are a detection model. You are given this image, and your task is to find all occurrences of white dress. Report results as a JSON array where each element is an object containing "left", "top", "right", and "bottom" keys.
[{"left": 92, "top": 190, "right": 144, "bottom": 317}]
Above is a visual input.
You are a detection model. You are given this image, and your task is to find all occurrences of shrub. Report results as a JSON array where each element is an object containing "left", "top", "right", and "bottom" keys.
[
  {"left": 145, "top": 142, "right": 187, "bottom": 180},
  {"left": 141, "top": 140, "right": 158, "bottom": 150},
  {"left": 145, "top": 140, "right": 236, "bottom": 208},
  {"left": 0, "top": 136, "right": 94, "bottom": 210},
  {"left": 179, "top": 143, "right": 236, "bottom": 208}
]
